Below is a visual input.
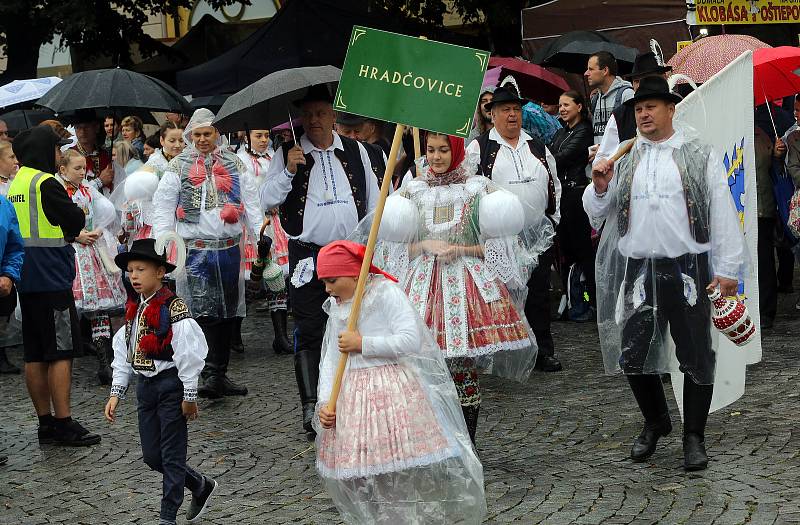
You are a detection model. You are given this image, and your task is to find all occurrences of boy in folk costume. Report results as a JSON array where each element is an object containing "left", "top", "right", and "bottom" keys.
[
  {"left": 152, "top": 108, "right": 262, "bottom": 398},
  {"left": 57, "top": 150, "right": 126, "bottom": 386},
  {"left": 314, "top": 240, "right": 486, "bottom": 524},
  {"left": 105, "top": 239, "right": 218, "bottom": 525},
  {"left": 236, "top": 129, "right": 291, "bottom": 355}
]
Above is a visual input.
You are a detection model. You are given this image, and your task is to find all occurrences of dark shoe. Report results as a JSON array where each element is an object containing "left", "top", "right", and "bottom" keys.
[
  {"left": 220, "top": 376, "right": 248, "bottom": 396},
  {"left": 52, "top": 419, "right": 101, "bottom": 447},
  {"left": 186, "top": 476, "right": 218, "bottom": 523},
  {"left": 302, "top": 403, "right": 316, "bottom": 434},
  {"left": 630, "top": 418, "right": 672, "bottom": 462},
  {"left": 37, "top": 423, "right": 58, "bottom": 444},
  {"left": 0, "top": 348, "right": 20, "bottom": 374},
  {"left": 535, "top": 355, "right": 563, "bottom": 372},
  {"left": 230, "top": 342, "right": 245, "bottom": 354},
  {"left": 683, "top": 433, "right": 708, "bottom": 471},
  {"left": 271, "top": 310, "right": 292, "bottom": 355},
  {"left": 198, "top": 376, "right": 225, "bottom": 399}
]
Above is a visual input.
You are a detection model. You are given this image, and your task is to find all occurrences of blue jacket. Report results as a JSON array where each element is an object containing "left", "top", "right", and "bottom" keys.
[{"left": 0, "top": 197, "right": 24, "bottom": 283}]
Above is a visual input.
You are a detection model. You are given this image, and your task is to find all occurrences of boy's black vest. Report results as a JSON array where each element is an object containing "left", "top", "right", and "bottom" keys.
[
  {"left": 125, "top": 287, "right": 192, "bottom": 370},
  {"left": 612, "top": 105, "right": 637, "bottom": 142},
  {"left": 279, "top": 136, "right": 369, "bottom": 237},
  {"left": 475, "top": 131, "right": 557, "bottom": 216}
]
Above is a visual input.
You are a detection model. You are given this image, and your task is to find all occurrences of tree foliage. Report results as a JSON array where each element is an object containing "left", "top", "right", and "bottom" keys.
[{"left": 0, "top": 0, "right": 242, "bottom": 81}]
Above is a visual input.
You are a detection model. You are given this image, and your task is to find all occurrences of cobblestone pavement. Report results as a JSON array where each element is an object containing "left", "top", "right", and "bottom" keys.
[{"left": 2, "top": 293, "right": 800, "bottom": 525}]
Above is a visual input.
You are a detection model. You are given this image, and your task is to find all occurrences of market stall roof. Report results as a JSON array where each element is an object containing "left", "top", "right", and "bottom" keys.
[
  {"left": 133, "top": 14, "right": 260, "bottom": 84},
  {"left": 176, "top": 0, "right": 482, "bottom": 97},
  {"left": 522, "top": 0, "right": 690, "bottom": 62}
]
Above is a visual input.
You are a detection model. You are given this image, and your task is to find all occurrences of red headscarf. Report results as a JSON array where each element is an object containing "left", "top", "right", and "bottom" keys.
[
  {"left": 317, "top": 240, "right": 398, "bottom": 282},
  {"left": 445, "top": 135, "right": 466, "bottom": 173}
]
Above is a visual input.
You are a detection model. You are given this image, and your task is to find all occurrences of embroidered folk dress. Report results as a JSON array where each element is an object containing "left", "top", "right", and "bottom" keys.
[
  {"left": 314, "top": 276, "right": 486, "bottom": 524},
  {"left": 64, "top": 179, "right": 126, "bottom": 314}
]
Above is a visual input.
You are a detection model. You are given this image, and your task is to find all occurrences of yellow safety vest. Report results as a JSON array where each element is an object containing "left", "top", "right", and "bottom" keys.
[{"left": 7, "top": 166, "right": 66, "bottom": 248}]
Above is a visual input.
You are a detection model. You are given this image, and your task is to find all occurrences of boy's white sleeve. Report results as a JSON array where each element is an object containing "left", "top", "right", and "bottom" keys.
[
  {"left": 110, "top": 326, "right": 133, "bottom": 399},
  {"left": 171, "top": 317, "right": 208, "bottom": 402}
]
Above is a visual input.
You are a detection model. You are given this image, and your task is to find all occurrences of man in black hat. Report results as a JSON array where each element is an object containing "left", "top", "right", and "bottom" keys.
[
  {"left": 593, "top": 52, "right": 673, "bottom": 170},
  {"left": 9, "top": 126, "right": 101, "bottom": 447},
  {"left": 71, "top": 110, "right": 114, "bottom": 194},
  {"left": 467, "top": 85, "right": 563, "bottom": 373},
  {"left": 585, "top": 76, "right": 746, "bottom": 471},
  {"left": 261, "top": 85, "right": 380, "bottom": 436}
]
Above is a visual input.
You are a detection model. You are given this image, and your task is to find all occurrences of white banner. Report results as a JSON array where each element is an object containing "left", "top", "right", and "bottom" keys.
[{"left": 670, "top": 51, "right": 761, "bottom": 414}]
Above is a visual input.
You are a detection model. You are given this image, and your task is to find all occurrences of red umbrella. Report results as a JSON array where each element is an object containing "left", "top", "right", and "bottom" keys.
[
  {"left": 488, "top": 56, "right": 569, "bottom": 103},
  {"left": 667, "top": 34, "right": 770, "bottom": 83},
  {"left": 753, "top": 47, "right": 800, "bottom": 106}
]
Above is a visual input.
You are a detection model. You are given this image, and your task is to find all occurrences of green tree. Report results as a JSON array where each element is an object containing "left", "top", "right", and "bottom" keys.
[
  {"left": 0, "top": 0, "right": 242, "bottom": 82},
  {"left": 369, "top": 0, "right": 545, "bottom": 56}
]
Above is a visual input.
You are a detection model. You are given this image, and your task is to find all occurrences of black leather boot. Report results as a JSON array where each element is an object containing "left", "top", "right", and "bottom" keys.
[
  {"left": 216, "top": 323, "right": 247, "bottom": 396},
  {"left": 295, "top": 349, "right": 320, "bottom": 435},
  {"left": 271, "top": 309, "right": 292, "bottom": 355},
  {"left": 683, "top": 378, "right": 713, "bottom": 471},
  {"left": 94, "top": 337, "right": 112, "bottom": 386},
  {"left": 627, "top": 374, "right": 672, "bottom": 461},
  {"left": 461, "top": 405, "right": 480, "bottom": 445},
  {"left": 230, "top": 317, "right": 244, "bottom": 354},
  {"left": 0, "top": 347, "right": 20, "bottom": 374},
  {"left": 198, "top": 321, "right": 225, "bottom": 399}
]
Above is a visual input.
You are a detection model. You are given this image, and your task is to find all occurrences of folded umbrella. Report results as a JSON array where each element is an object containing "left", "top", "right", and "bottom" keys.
[
  {"left": 0, "top": 77, "right": 62, "bottom": 108},
  {"left": 487, "top": 57, "right": 569, "bottom": 103},
  {"left": 213, "top": 65, "right": 341, "bottom": 133},
  {"left": 36, "top": 68, "right": 191, "bottom": 115}
]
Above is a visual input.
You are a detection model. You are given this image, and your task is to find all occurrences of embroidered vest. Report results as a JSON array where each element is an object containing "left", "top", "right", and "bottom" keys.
[
  {"left": 615, "top": 139, "right": 711, "bottom": 244},
  {"left": 125, "top": 287, "right": 192, "bottom": 371},
  {"left": 278, "top": 136, "right": 369, "bottom": 237},
  {"left": 170, "top": 151, "right": 246, "bottom": 224}
]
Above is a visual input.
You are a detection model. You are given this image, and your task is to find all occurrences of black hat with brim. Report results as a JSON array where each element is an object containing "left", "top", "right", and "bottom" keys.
[
  {"left": 623, "top": 76, "right": 682, "bottom": 108},
  {"left": 622, "top": 52, "right": 672, "bottom": 80},
  {"left": 336, "top": 112, "right": 367, "bottom": 126},
  {"left": 484, "top": 86, "right": 527, "bottom": 110},
  {"left": 293, "top": 84, "right": 335, "bottom": 107},
  {"left": 114, "top": 238, "right": 176, "bottom": 273}
]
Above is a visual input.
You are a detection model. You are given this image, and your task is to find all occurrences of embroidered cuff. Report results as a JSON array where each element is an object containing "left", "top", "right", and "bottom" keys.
[
  {"left": 183, "top": 387, "right": 198, "bottom": 403},
  {"left": 593, "top": 188, "right": 607, "bottom": 198},
  {"left": 110, "top": 384, "right": 128, "bottom": 400},
  {"left": 283, "top": 167, "right": 295, "bottom": 179}
]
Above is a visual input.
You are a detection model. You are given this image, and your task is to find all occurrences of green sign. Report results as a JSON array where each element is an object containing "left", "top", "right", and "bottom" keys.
[{"left": 334, "top": 27, "right": 490, "bottom": 138}]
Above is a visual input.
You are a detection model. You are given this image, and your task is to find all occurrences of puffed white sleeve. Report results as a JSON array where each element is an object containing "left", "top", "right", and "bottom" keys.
[
  {"left": 361, "top": 284, "right": 419, "bottom": 359},
  {"left": 151, "top": 170, "right": 180, "bottom": 239},
  {"left": 110, "top": 326, "right": 134, "bottom": 400},
  {"left": 260, "top": 146, "right": 293, "bottom": 212},
  {"left": 240, "top": 169, "right": 263, "bottom": 238},
  {"left": 171, "top": 317, "right": 208, "bottom": 402},
  {"left": 89, "top": 186, "right": 118, "bottom": 231},
  {"left": 582, "top": 175, "right": 619, "bottom": 230}
]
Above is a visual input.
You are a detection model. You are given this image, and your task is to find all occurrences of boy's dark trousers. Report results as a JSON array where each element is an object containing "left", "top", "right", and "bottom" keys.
[{"left": 137, "top": 368, "right": 204, "bottom": 522}]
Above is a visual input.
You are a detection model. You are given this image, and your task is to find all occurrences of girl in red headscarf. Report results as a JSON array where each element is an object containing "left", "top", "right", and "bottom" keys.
[
  {"left": 313, "top": 240, "right": 485, "bottom": 524},
  {"left": 364, "top": 132, "right": 553, "bottom": 444}
]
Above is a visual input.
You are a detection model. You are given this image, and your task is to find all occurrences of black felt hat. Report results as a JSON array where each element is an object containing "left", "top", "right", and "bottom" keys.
[
  {"left": 336, "top": 112, "right": 367, "bottom": 126},
  {"left": 293, "top": 84, "right": 334, "bottom": 106},
  {"left": 484, "top": 86, "right": 527, "bottom": 110},
  {"left": 623, "top": 52, "right": 672, "bottom": 80},
  {"left": 623, "top": 76, "right": 682, "bottom": 107},
  {"left": 114, "top": 238, "right": 176, "bottom": 273}
]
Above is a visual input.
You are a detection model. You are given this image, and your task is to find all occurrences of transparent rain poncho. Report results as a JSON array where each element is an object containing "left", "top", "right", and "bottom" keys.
[
  {"left": 587, "top": 125, "right": 749, "bottom": 385},
  {"left": 314, "top": 276, "right": 486, "bottom": 524},
  {"left": 152, "top": 108, "right": 262, "bottom": 319},
  {"left": 350, "top": 152, "right": 554, "bottom": 382}
]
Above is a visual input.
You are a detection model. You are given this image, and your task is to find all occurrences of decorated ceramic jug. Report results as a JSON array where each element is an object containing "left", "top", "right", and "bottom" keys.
[{"left": 708, "top": 288, "right": 756, "bottom": 346}]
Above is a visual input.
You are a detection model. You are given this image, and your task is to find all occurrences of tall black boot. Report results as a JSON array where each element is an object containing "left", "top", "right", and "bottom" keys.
[
  {"left": 198, "top": 320, "right": 225, "bottom": 399},
  {"left": 295, "top": 349, "right": 320, "bottom": 435},
  {"left": 271, "top": 309, "right": 292, "bottom": 355},
  {"left": 231, "top": 317, "right": 244, "bottom": 354},
  {"left": 627, "top": 374, "right": 672, "bottom": 461},
  {"left": 0, "top": 347, "right": 20, "bottom": 374},
  {"left": 217, "top": 319, "right": 247, "bottom": 396},
  {"left": 94, "top": 337, "right": 112, "bottom": 386},
  {"left": 461, "top": 405, "right": 480, "bottom": 445},
  {"left": 683, "top": 378, "right": 713, "bottom": 471}
]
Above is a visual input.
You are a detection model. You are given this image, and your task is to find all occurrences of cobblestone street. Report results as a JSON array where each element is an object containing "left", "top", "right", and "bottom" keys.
[{"left": 2, "top": 294, "right": 800, "bottom": 524}]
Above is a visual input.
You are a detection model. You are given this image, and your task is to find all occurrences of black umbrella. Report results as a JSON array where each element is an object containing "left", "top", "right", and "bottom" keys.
[
  {"left": 36, "top": 68, "right": 191, "bottom": 115},
  {"left": 0, "top": 108, "right": 56, "bottom": 135},
  {"left": 190, "top": 94, "right": 230, "bottom": 113},
  {"left": 532, "top": 30, "right": 637, "bottom": 75},
  {"left": 213, "top": 65, "right": 341, "bottom": 133}
]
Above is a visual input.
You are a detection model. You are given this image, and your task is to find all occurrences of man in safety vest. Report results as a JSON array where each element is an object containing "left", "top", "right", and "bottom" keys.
[{"left": 9, "top": 126, "right": 100, "bottom": 447}]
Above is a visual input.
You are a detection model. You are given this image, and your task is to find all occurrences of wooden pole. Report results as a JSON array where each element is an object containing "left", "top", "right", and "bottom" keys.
[
  {"left": 412, "top": 127, "right": 421, "bottom": 161},
  {"left": 327, "top": 123, "right": 406, "bottom": 412},
  {"left": 610, "top": 138, "right": 636, "bottom": 163}
]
